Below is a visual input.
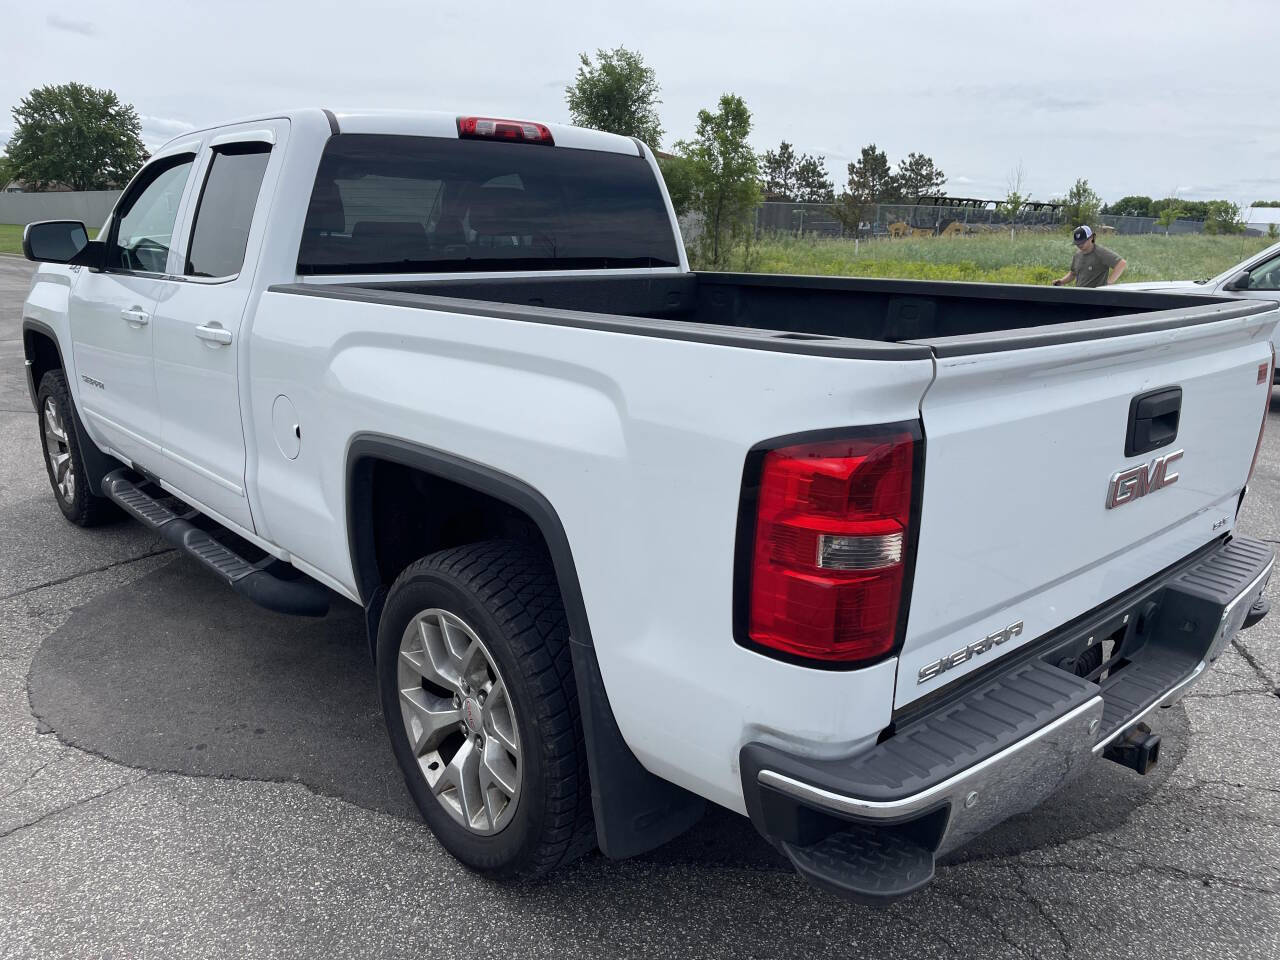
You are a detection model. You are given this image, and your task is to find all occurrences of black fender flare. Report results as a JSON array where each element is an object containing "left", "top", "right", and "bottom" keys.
[
  {"left": 23, "top": 318, "right": 119, "bottom": 496},
  {"left": 345, "top": 434, "right": 704, "bottom": 858}
]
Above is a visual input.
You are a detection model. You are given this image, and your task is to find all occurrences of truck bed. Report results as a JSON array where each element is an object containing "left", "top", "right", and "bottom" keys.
[{"left": 281, "top": 271, "right": 1254, "bottom": 356}]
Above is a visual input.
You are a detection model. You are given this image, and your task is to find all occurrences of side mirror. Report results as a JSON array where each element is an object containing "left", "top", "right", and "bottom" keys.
[
  {"left": 22, "top": 220, "right": 104, "bottom": 268},
  {"left": 1222, "top": 269, "right": 1252, "bottom": 292}
]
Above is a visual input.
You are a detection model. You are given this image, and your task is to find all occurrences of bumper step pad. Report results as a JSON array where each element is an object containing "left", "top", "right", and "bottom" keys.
[
  {"left": 781, "top": 824, "right": 934, "bottom": 905},
  {"left": 102, "top": 469, "right": 328, "bottom": 617}
]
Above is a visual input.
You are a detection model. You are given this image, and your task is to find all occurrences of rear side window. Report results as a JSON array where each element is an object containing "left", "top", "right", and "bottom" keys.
[
  {"left": 186, "top": 143, "right": 272, "bottom": 278},
  {"left": 297, "top": 133, "right": 680, "bottom": 274}
]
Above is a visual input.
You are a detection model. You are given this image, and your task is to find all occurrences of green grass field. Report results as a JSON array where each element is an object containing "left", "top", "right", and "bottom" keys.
[
  {"left": 0, "top": 223, "right": 27, "bottom": 255},
  {"left": 0, "top": 222, "right": 100, "bottom": 257},
  {"left": 742, "top": 231, "right": 1273, "bottom": 285}
]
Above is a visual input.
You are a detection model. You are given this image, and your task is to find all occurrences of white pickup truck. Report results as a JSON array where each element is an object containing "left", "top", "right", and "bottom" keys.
[{"left": 20, "top": 108, "right": 1278, "bottom": 903}]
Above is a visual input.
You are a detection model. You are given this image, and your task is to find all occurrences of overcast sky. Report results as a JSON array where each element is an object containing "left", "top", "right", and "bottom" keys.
[{"left": 2, "top": 0, "right": 1277, "bottom": 205}]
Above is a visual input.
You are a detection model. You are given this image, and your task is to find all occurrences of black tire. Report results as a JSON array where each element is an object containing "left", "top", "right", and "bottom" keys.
[
  {"left": 377, "top": 539, "right": 594, "bottom": 877},
  {"left": 35, "top": 370, "right": 117, "bottom": 527}
]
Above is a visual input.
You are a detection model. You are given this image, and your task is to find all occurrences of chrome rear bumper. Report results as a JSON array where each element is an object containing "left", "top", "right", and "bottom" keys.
[{"left": 740, "top": 536, "right": 1274, "bottom": 904}]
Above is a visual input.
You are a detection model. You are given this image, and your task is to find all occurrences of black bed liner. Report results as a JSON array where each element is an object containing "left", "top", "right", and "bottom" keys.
[{"left": 269, "top": 271, "right": 1272, "bottom": 360}]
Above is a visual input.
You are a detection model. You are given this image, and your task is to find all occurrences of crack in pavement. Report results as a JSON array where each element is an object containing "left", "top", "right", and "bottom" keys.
[
  {"left": 1018, "top": 852, "right": 1279, "bottom": 898},
  {"left": 1231, "top": 636, "right": 1277, "bottom": 687},
  {"left": 1011, "top": 863, "right": 1073, "bottom": 960},
  {"left": 0, "top": 773, "right": 147, "bottom": 841},
  {"left": 0, "top": 548, "right": 174, "bottom": 604},
  {"left": 1175, "top": 776, "right": 1280, "bottom": 798},
  {"left": 934, "top": 884, "right": 1042, "bottom": 960},
  {"left": 0, "top": 759, "right": 56, "bottom": 802},
  {"left": 1183, "top": 687, "right": 1276, "bottom": 701}
]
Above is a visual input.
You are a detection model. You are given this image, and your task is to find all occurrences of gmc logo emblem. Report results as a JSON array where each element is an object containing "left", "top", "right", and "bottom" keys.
[{"left": 1106, "top": 450, "right": 1183, "bottom": 509}]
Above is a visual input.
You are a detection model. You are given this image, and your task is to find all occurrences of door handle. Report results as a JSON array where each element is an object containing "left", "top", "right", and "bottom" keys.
[
  {"left": 195, "top": 323, "right": 233, "bottom": 346},
  {"left": 121, "top": 307, "right": 150, "bottom": 326}
]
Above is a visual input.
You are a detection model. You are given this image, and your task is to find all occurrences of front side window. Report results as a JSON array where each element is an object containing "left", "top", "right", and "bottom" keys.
[
  {"left": 109, "top": 155, "right": 195, "bottom": 273},
  {"left": 1245, "top": 254, "right": 1280, "bottom": 291},
  {"left": 297, "top": 134, "right": 680, "bottom": 274},
  {"left": 186, "top": 143, "right": 272, "bottom": 278}
]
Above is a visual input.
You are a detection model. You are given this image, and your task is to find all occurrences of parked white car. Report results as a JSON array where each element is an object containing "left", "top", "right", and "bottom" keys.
[
  {"left": 1123, "top": 241, "right": 1280, "bottom": 380},
  {"left": 19, "top": 108, "right": 1278, "bottom": 904}
]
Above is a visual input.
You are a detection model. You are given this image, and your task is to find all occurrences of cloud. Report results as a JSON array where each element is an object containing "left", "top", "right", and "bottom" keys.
[
  {"left": 138, "top": 115, "right": 197, "bottom": 150},
  {"left": 1026, "top": 95, "right": 1100, "bottom": 113},
  {"left": 952, "top": 175, "right": 977, "bottom": 184},
  {"left": 140, "top": 115, "right": 196, "bottom": 136},
  {"left": 46, "top": 14, "right": 96, "bottom": 36}
]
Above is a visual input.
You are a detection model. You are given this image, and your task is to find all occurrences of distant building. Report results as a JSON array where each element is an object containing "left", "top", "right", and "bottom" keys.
[
  {"left": 2, "top": 180, "right": 75, "bottom": 193},
  {"left": 1243, "top": 206, "right": 1280, "bottom": 233}
]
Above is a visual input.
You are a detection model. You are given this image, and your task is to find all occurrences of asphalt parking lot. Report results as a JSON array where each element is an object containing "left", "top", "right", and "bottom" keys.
[{"left": 0, "top": 254, "right": 1277, "bottom": 959}]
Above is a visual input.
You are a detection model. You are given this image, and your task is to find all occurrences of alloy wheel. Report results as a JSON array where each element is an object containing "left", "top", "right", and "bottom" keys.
[
  {"left": 42, "top": 396, "right": 75, "bottom": 504},
  {"left": 397, "top": 608, "right": 522, "bottom": 835}
]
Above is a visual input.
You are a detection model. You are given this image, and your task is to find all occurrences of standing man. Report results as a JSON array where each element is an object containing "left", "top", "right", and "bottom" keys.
[{"left": 1053, "top": 225, "right": 1127, "bottom": 287}]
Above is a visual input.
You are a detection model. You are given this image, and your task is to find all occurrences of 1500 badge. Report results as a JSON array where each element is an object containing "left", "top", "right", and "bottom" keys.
[{"left": 917, "top": 621, "right": 1024, "bottom": 684}]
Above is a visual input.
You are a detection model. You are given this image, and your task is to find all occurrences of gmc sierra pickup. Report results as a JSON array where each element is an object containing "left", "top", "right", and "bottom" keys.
[{"left": 20, "top": 108, "right": 1278, "bottom": 904}]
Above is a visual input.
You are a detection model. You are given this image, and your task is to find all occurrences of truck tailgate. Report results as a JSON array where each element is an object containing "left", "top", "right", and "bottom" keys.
[{"left": 898, "top": 302, "right": 1277, "bottom": 707}]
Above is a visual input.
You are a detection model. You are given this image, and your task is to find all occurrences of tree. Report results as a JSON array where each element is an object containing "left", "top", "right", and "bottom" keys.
[
  {"left": 673, "top": 94, "right": 760, "bottom": 268},
  {"left": 1155, "top": 202, "right": 1184, "bottom": 236},
  {"left": 1203, "top": 200, "right": 1245, "bottom": 235},
  {"left": 6, "top": 82, "right": 148, "bottom": 191},
  {"left": 760, "top": 141, "right": 798, "bottom": 201},
  {"left": 896, "top": 151, "right": 946, "bottom": 200},
  {"left": 848, "top": 143, "right": 900, "bottom": 203},
  {"left": 0, "top": 152, "right": 13, "bottom": 189},
  {"left": 1105, "top": 195, "right": 1153, "bottom": 218},
  {"left": 1252, "top": 200, "right": 1280, "bottom": 208},
  {"left": 832, "top": 143, "right": 901, "bottom": 234},
  {"left": 1152, "top": 197, "right": 1209, "bottom": 221},
  {"left": 565, "top": 47, "right": 663, "bottom": 148},
  {"left": 793, "top": 154, "right": 834, "bottom": 203},
  {"left": 657, "top": 153, "right": 695, "bottom": 218},
  {"left": 760, "top": 141, "right": 832, "bottom": 203},
  {"left": 1000, "top": 162, "right": 1028, "bottom": 225},
  {"left": 1060, "top": 177, "right": 1102, "bottom": 228}
]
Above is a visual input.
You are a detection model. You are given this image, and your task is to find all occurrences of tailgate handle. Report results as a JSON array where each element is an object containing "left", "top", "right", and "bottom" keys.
[{"left": 1125, "top": 387, "right": 1182, "bottom": 457}]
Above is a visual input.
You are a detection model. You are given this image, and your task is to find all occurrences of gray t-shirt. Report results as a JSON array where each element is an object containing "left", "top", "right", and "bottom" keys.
[{"left": 1071, "top": 243, "right": 1121, "bottom": 287}]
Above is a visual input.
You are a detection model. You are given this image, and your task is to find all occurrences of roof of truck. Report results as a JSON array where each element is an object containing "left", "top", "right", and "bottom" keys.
[{"left": 160, "top": 107, "right": 646, "bottom": 156}]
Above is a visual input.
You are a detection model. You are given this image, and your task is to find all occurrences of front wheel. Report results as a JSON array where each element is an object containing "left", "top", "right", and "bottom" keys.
[
  {"left": 35, "top": 370, "right": 116, "bottom": 527},
  {"left": 377, "top": 540, "right": 594, "bottom": 877}
]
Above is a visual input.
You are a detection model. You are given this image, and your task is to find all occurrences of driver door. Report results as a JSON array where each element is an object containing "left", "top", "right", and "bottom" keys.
[{"left": 69, "top": 148, "right": 199, "bottom": 470}]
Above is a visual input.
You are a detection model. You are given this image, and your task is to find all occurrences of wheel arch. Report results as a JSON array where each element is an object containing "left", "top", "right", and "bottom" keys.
[
  {"left": 23, "top": 318, "right": 120, "bottom": 497},
  {"left": 345, "top": 433, "right": 705, "bottom": 858},
  {"left": 345, "top": 434, "right": 588, "bottom": 638},
  {"left": 22, "top": 319, "right": 65, "bottom": 411}
]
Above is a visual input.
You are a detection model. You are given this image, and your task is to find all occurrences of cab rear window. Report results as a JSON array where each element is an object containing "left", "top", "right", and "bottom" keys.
[{"left": 296, "top": 134, "right": 680, "bottom": 275}]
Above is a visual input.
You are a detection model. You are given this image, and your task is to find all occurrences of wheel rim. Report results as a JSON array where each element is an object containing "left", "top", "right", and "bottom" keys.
[
  {"left": 41, "top": 396, "right": 75, "bottom": 504},
  {"left": 397, "top": 608, "right": 522, "bottom": 835}
]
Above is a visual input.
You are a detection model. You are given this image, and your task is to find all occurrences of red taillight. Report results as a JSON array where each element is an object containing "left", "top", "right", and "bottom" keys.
[
  {"left": 457, "top": 116, "right": 554, "bottom": 145},
  {"left": 1248, "top": 343, "right": 1275, "bottom": 484},
  {"left": 746, "top": 429, "right": 918, "bottom": 664}
]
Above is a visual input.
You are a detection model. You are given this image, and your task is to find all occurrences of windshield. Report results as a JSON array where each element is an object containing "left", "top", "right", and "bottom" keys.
[{"left": 296, "top": 133, "right": 680, "bottom": 275}]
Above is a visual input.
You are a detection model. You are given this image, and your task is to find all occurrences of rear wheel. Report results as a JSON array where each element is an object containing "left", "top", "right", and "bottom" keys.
[
  {"left": 35, "top": 370, "right": 116, "bottom": 527},
  {"left": 377, "top": 539, "right": 594, "bottom": 876}
]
